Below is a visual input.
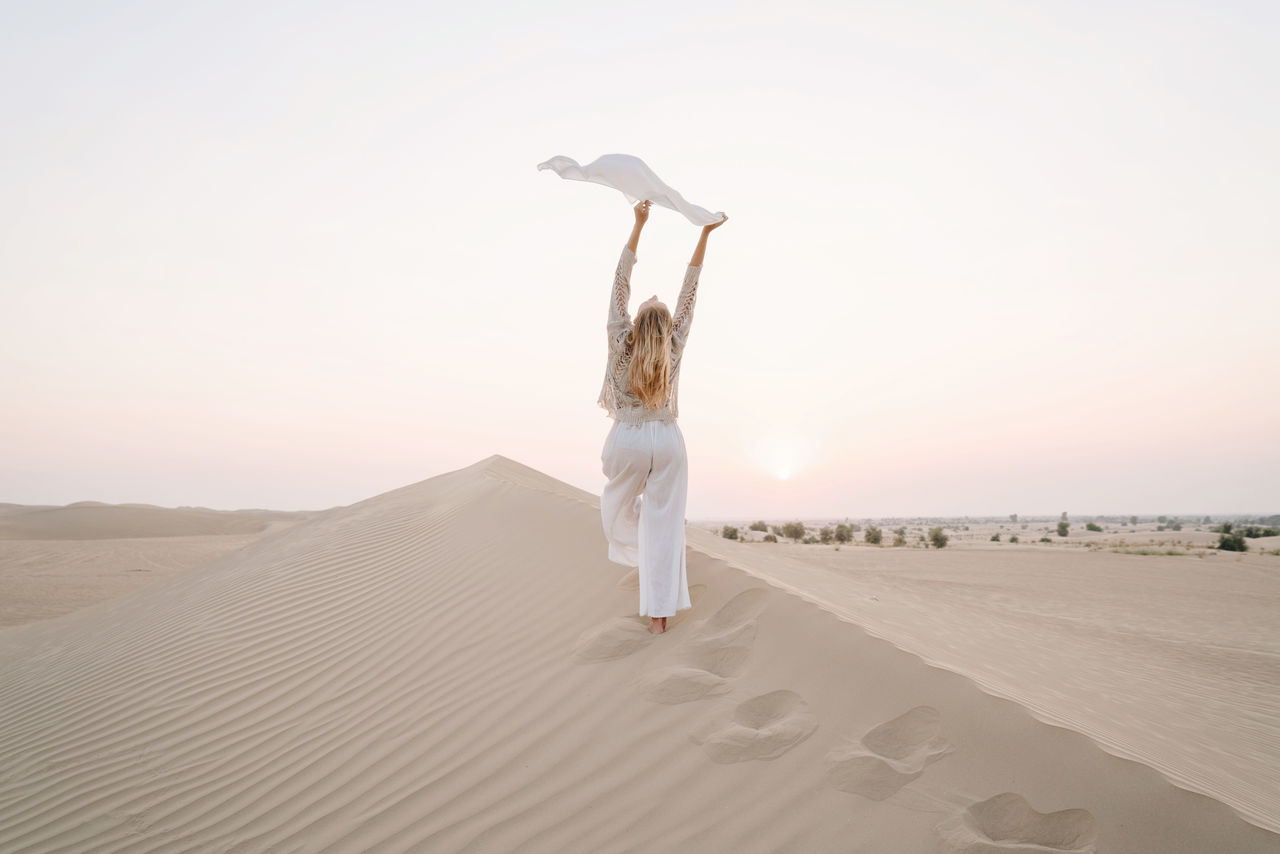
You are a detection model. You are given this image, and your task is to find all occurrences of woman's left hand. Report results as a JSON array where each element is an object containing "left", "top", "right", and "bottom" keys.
[{"left": 634, "top": 200, "right": 651, "bottom": 226}]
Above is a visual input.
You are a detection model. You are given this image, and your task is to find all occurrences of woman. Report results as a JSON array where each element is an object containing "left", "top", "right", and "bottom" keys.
[{"left": 599, "top": 199, "right": 728, "bottom": 635}]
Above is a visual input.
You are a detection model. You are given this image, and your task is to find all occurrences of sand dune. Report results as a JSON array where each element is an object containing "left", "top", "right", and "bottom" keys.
[
  {"left": 0, "top": 502, "right": 312, "bottom": 541},
  {"left": 0, "top": 455, "right": 1275, "bottom": 853},
  {"left": 0, "top": 504, "right": 315, "bottom": 627},
  {"left": 684, "top": 526, "right": 1280, "bottom": 832},
  {"left": 0, "top": 534, "right": 283, "bottom": 628}
]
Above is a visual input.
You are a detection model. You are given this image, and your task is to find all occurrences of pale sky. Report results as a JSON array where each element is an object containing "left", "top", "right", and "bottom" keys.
[{"left": 2, "top": 1, "right": 1277, "bottom": 518}]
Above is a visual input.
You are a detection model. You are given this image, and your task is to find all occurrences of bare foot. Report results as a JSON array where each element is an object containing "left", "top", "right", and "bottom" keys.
[{"left": 649, "top": 617, "right": 665, "bottom": 635}]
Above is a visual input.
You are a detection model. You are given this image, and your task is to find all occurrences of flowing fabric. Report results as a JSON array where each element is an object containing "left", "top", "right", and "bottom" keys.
[
  {"left": 600, "top": 418, "right": 692, "bottom": 618},
  {"left": 537, "top": 153, "right": 725, "bottom": 226}
]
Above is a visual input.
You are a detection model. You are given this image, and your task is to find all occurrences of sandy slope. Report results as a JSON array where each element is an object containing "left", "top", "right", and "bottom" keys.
[
  {"left": 685, "top": 531, "right": 1280, "bottom": 834},
  {"left": 0, "top": 456, "right": 1275, "bottom": 853},
  {"left": 0, "top": 534, "right": 283, "bottom": 628},
  {"left": 0, "top": 503, "right": 311, "bottom": 540},
  {"left": 0, "top": 504, "right": 314, "bottom": 627}
]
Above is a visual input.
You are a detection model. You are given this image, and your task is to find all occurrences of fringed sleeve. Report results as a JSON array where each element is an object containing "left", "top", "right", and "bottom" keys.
[
  {"left": 608, "top": 246, "right": 636, "bottom": 353},
  {"left": 671, "top": 263, "right": 700, "bottom": 353},
  {"left": 599, "top": 246, "right": 637, "bottom": 415}
]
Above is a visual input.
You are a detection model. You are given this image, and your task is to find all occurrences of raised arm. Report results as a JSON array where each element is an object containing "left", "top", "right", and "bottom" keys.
[
  {"left": 688, "top": 213, "right": 728, "bottom": 266},
  {"left": 673, "top": 214, "right": 728, "bottom": 342},
  {"left": 626, "top": 200, "right": 650, "bottom": 254},
  {"left": 608, "top": 201, "right": 652, "bottom": 351}
]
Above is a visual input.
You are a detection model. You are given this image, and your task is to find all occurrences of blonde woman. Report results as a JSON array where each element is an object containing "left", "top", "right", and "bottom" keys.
[{"left": 599, "top": 199, "right": 728, "bottom": 635}]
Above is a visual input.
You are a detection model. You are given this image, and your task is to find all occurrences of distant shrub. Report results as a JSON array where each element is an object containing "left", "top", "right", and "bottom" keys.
[
  {"left": 803, "top": 535, "right": 819, "bottom": 544},
  {"left": 864, "top": 526, "right": 883, "bottom": 545},
  {"left": 1113, "top": 547, "right": 1188, "bottom": 556},
  {"left": 1009, "top": 513, "right": 1018, "bottom": 523},
  {"left": 1157, "top": 515, "right": 1167, "bottom": 524},
  {"left": 1009, "top": 535, "right": 1019, "bottom": 543},
  {"left": 990, "top": 533, "right": 1001, "bottom": 542},
  {"left": 1242, "top": 526, "right": 1280, "bottom": 538},
  {"left": 892, "top": 533, "right": 907, "bottom": 547},
  {"left": 1039, "top": 536, "right": 1053, "bottom": 543},
  {"left": 1057, "top": 521, "right": 1070, "bottom": 537},
  {"left": 782, "top": 521, "right": 806, "bottom": 541},
  {"left": 893, "top": 526, "right": 907, "bottom": 537},
  {"left": 1217, "top": 531, "right": 1248, "bottom": 552},
  {"left": 763, "top": 534, "right": 777, "bottom": 543},
  {"left": 834, "top": 523, "right": 852, "bottom": 543},
  {"left": 850, "top": 524, "right": 863, "bottom": 533},
  {"left": 749, "top": 520, "right": 768, "bottom": 532},
  {"left": 769, "top": 524, "right": 782, "bottom": 537},
  {"left": 1061, "top": 511, "right": 1068, "bottom": 522},
  {"left": 928, "top": 527, "right": 948, "bottom": 549},
  {"left": 1085, "top": 522, "right": 1102, "bottom": 532},
  {"left": 1130, "top": 515, "right": 1138, "bottom": 525},
  {"left": 819, "top": 526, "right": 834, "bottom": 544},
  {"left": 721, "top": 526, "right": 739, "bottom": 540}
]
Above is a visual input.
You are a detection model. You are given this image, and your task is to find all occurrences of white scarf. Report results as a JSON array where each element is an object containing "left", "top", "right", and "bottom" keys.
[{"left": 537, "top": 153, "right": 725, "bottom": 226}]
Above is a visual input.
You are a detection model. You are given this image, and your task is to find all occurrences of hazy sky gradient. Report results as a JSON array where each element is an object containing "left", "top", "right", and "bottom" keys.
[{"left": 3, "top": 1, "right": 1277, "bottom": 517}]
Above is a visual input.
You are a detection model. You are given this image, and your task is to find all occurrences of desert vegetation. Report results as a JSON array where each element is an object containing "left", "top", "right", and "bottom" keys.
[
  {"left": 1212, "top": 522, "right": 1279, "bottom": 539},
  {"left": 1216, "top": 522, "right": 1248, "bottom": 552},
  {"left": 700, "top": 514, "right": 1279, "bottom": 556}
]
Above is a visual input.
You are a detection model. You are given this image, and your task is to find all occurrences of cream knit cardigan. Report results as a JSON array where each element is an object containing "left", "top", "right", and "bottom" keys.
[{"left": 598, "top": 246, "right": 702, "bottom": 424}]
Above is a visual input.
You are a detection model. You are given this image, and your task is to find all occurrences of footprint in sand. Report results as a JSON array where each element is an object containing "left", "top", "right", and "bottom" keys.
[
  {"left": 634, "top": 665, "right": 733, "bottom": 703},
  {"left": 690, "top": 689, "right": 818, "bottom": 762},
  {"left": 572, "top": 617, "right": 656, "bottom": 662},
  {"left": 824, "top": 705, "right": 953, "bottom": 800},
  {"left": 935, "top": 792, "right": 1097, "bottom": 854},
  {"left": 573, "top": 584, "right": 707, "bottom": 663},
  {"left": 634, "top": 587, "right": 769, "bottom": 703}
]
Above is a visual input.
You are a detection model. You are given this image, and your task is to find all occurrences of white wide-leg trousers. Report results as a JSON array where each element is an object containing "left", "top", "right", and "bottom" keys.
[{"left": 600, "top": 419, "right": 692, "bottom": 618}]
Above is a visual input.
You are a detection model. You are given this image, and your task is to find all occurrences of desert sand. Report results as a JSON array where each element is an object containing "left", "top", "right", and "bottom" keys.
[
  {"left": 0, "top": 503, "right": 311, "bottom": 627},
  {"left": 0, "top": 456, "right": 1276, "bottom": 853}
]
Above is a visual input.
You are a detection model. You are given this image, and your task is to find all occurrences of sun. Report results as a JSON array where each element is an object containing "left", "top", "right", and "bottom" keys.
[{"left": 751, "top": 435, "right": 810, "bottom": 482}]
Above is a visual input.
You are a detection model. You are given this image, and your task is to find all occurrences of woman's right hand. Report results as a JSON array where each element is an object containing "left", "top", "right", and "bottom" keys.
[
  {"left": 703, "top": 213, "right": 728, "bottom": 232},
  {"left": 634, "top": 200, "right": 651, "bottom": 226}
]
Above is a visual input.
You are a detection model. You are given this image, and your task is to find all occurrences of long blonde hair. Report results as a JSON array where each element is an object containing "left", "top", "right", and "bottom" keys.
[{"left": 628, "top": 302, "right": 672, "bottom": 410}]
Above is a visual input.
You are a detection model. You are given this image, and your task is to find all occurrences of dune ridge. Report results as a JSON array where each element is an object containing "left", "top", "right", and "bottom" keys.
[
  {"left": 0, "top": 503, "right": 314, "bottom": 541},
  {"left": 0, "top": 455, "right": 1274, "bottom": 853}
]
